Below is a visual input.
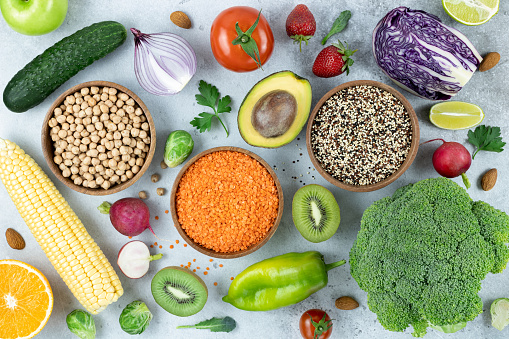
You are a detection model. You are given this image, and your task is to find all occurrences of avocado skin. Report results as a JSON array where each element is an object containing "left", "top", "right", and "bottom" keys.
[{"left": 238, "top": 71, "right": 312, "bottom": 148}]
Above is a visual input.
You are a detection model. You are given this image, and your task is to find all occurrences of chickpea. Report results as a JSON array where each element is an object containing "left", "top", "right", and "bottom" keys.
[
  {"left": 87, "top": 149, "right": 99, "bottom": 157},
  {"left": 98, "top": 153, "right": 108, "bottom": 161},
  {"left": 131, "top": 128, "right": 140, "bottom": 137},
  {"left": 101, "top": 181, "right": 111, "bottom": 190},
  {"left": 79, "top": 144, "right": 87, "bottom": 153},
  {"left": 126, "top": 170, "right": 134, "bottom": 179},
  {"left": 132, "top": 165, "right": 140, "bottom": 174},
  {"left": 70, "top": 166, "right": 79, "bottom": 175},
  {"left": 54, "top": 107, "right": 63, "bottom": 116},
  {"left": 135, "top": 107, "right": 143, "bottom": 116},
  {"left": 98, "top": 130, "right": 107, "bottom": 138},
  {"left": 74, "top": 177, "right": 83, "bottom": 185},
  {"left": 100, "top": 93, "right": 109, "bottom": 102},
  {"left": 112, "top": 149, "right": 120, "bottom": 157},
  {"left": 58, "top": 130, "right": 67, "bottom": 139},
  {"left": 128, "top": 158, "right": 136, "bottom": 167},
  {"left": 89, "top": 167, "right": 96, "bottom": 175},
  {"left": 105, "top": 100, "right": 114, "bottom": 108},
  {"left": 139, "top": 130, "right": 148, "bottom": 139},
  {"left": 62, "top": 168, "right": 71, "bottom": 177},
  {"left": 54, "top": 155, "right": 63, "bottom": 164},
  {"left": 96, "top": 176, "right": 105, "bottom": 185},
  {"left": 91, "top": 158, "right": 101, "bottom": 166}
]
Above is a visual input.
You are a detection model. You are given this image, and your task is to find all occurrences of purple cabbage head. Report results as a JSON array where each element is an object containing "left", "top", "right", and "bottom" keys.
[{"left": 373, "top": 7, "right": 482, "bottom": 101}]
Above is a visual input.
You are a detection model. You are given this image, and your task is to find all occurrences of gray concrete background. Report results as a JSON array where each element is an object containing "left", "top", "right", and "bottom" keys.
[{"left": 0, "top": 0, "right": 508, "bottom": 338}]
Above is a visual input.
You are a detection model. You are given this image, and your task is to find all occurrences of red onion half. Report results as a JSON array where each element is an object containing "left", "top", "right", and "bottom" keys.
[{"left": 131, "top": 28, "right": 197, "bottom": 96}]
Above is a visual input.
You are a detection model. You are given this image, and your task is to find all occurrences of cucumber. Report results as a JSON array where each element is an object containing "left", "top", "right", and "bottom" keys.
[{"left": 3, "top": 21, "right": 127, "bottom": 113}]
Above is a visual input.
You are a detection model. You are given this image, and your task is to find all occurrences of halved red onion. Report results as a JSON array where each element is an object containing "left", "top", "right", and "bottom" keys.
[{"left": 131, "top": 28, "right": 197, "bottom": 95}]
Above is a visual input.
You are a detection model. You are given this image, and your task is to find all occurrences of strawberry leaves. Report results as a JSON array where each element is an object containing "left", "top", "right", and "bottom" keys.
[
  {"left": 190, "top": 80, "right": 232, "bottom": 136},
  {"left": 468, "top": 125, "right": 505, "bottom": 159}
]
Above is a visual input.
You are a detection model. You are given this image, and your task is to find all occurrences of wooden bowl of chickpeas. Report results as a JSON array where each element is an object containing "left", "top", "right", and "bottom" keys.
[{"left": 41, "top": 81, "right": 156, "bottom": 195}]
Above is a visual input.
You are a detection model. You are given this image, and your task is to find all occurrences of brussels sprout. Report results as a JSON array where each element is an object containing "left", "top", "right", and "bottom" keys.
[
  {"left": 66, "top": 309, "right": 96, "bottom": 339},
  {"left": 491, "top": 298, "right": 509, "bottom": 331},
  {"left": 119, "top": 300, "right": 153, "bottom": 335},
  {"left": 164, "top": 130, "right": 194, "bottom": 167}
]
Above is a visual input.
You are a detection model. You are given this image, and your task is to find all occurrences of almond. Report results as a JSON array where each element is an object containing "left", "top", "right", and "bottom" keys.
[
  {"left": 481, "top": 168, "right": 497, "bottom": 191},
  {"left": 335, "top": 296, "right": 359, "bottom": 310},
  {"left": 5, "top": 228, "right": 25, "bottom": 250},
  {"left": 479, "top": 52, "right": 500, "bottom": 72},
  {"left": 171, "top": 11, "right": 192, "bottom": 29}
]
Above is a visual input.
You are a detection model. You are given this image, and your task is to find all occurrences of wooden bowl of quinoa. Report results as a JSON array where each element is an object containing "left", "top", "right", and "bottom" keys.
[
  {"left": 170, "top": 146, "right": 284, "bottom": 259},
  {"left": 306, "top": 80, "right": 419, "bottom": 192},
  {"left": 41, "top": 81, "right": 156, "bottom": 196}
]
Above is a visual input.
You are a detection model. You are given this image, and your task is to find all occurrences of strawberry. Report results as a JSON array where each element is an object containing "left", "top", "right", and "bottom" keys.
[
  {"left": 286, "top": 4, "right": 316, "bottom": 52},
  {"left": 312, "top": 41, "right": 357, "bottom": 78}
]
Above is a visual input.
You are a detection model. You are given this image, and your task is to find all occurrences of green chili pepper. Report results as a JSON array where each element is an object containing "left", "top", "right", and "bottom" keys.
[{"left": 222, "top": 251, "right": 346, "bottom": 311}]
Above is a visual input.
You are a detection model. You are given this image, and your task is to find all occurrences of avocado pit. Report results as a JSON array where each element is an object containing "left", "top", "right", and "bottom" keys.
[{"left": 252, "top": 90, "right": 297, "bottom": 138}]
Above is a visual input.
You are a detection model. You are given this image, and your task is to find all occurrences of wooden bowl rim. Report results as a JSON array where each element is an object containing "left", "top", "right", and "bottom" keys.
[
  {"left": 306, "top": 80, "right": 420, "bottom": 192},
  {"left": 170, "top": 146, "right": 284, "bottom": 259},
  {"left": 41, "top": 81, "right": 156, "bottom": 196}
]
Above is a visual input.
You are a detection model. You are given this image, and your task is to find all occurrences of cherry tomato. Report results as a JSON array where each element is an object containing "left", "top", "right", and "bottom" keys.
[
  {"left": 210, "top": 6, "right": 274, "bottom": 72},
  {"left": 299, "top": 309, "right": 333, "bottom": 339}
]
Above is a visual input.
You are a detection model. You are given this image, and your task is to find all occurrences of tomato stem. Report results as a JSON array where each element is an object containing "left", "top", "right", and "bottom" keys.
[{"left": 231, "top": 9, "right": 263, "bottom": 69}]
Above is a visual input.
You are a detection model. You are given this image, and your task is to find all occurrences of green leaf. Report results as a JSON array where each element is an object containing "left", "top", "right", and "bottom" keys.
[
  {"left": 217, "top": 95, "right": 232, "bottom": 114},
  {"left": 190, "top": 81, "right": 232, "bottom": 136},
  {"left": 322, "top": 10, "right": 352, "bottom": 45},
  {"left": 195, "top": 80, "right": 219, "bottom": 109},
  {"left": 190, "top": 113, "right": 215, "bottom": 133},
  {"left": 177, "top": 316, "right": 237, "bottom": 333},
  {"left": 468, "top": 125, "right": 506, "bottom": 159}
]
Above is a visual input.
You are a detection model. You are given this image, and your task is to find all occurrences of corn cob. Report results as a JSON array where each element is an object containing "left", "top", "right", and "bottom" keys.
[{"left": 0, "top": 138, "right": 123, "bottom": 314}]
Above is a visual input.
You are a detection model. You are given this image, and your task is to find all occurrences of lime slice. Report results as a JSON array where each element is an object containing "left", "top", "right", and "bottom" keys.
[
  {"left": 443, "top": 0, "right": 499, "bottom": 25},
  {"left": 430, "top": 101, "right": 484, "bottom": 130}
]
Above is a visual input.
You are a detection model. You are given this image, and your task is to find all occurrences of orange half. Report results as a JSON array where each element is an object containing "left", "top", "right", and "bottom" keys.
[{"left": 0, "top": 260, "right": 53, "bottom": 339}]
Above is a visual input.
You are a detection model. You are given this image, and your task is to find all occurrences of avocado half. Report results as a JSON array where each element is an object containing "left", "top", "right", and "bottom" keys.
[{"left": 238, "top": 71, "right": 312, "bottom": 148}]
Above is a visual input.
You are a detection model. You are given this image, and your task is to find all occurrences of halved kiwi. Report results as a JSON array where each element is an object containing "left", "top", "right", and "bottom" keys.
[
  {"left": 292, "top": 184, "right": 340, "bottom": 243},
  {"left": 151, "top": 266, "right": 208, "bottom": 317}
]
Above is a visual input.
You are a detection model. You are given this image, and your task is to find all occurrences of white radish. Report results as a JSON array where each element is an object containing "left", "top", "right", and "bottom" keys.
[{"left": 117, "top": 241, "right": 162, "bottom": 279}]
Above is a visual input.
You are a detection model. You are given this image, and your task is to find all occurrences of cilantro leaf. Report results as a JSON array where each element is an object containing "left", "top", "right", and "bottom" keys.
[
  {"left": 190, "top": 81, "right": 231, "bottom": 136},
  {"left": 190, "top": 113, "right": 215, "bottom": 133},
  {"left": 195, "top": 80, "right": 219, "bottom": 109},
  {"left": 467, "top": 125, "right": 506, "bottom": 159}
]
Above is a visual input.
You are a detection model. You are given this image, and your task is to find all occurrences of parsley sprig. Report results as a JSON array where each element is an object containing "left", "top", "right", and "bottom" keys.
[
  {"left": 190, "top": 80, "right": 232, "bottom": 137},
  {"left": 467, "top": 125, "right": 506, "bottom": 159}
]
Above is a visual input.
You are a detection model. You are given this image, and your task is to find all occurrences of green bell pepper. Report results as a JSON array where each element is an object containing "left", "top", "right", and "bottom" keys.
[{"left": 222, "top": 251, "right": 346, "bottom": 311}]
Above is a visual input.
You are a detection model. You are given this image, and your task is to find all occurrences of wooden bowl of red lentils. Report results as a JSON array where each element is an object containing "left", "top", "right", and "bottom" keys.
[
  {"left": 306, "top": 80, "right": 419, "bottom": 192},
  {"left": 170, "top": 146, "right": 284, "bottom": 259},
  {"left": 41, "top": 81, "right": 156, "bottom": 195}
]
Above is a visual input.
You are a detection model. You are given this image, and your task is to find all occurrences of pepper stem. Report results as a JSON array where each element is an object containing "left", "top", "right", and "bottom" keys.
[{"left": 325, "top": 260, "right": 346, "bottom": 272}]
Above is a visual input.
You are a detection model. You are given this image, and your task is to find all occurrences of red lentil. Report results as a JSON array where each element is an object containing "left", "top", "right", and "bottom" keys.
[
  {"left": 204, "top": 272, "right": 208, "bottom": 275},
  {"left": 175, "top": 240, "right": 179, "bottom": 244},
  {"left": 230, "top": 277, "right": 234, "bottom": 280},
  {"left": 193, "top": 259, "right": 196, "bottom": 262},
  {"left": 219, "top": 264, "right": 223, "bottom": 267},
  {"left": 193, "top": 269, "right": 196, "bottom": 272},
  {"left": 176, "top": 151, "right": 279, "bottom": 253},
  {"left": 170, "top": 245, "right": 174, "bottom": 249},
  {"left": 155, "top": 216, "right": 159, "bottom": 220},
  {"left": 165, "top": 210, "right": 169, "bottom": 214},
  {"left": 206, "top": 267, "right": 210, "bottom": 270},
  {"left": 159, "top": 245, "right": 162, "bottom": 249},
  {"left": 214, "top": 282, "right": 218, "bottom": 286},
  {"left": 209, "top": 259, "right": 213, "bottom": 262},
  {"left": 197, "top": 267, "right": 200, "bottom": 269},
  {"left": 150, "top": 245, "right": 153, "bottom": 248},
  {"left": 184, "top": 244, "right": 187, "bottom": 247}
]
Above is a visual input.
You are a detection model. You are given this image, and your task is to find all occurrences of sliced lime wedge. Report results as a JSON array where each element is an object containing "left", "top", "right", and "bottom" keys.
[
  {"left": 430, "top": 101, "right": 484, "bottom": 130},
  {"left": 443, "top": 0, "right": 499, "bottom": 26}
]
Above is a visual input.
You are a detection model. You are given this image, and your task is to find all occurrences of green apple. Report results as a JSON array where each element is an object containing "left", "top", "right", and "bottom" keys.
[{"left": 0, "top": 0, "right": 68, "bottom": 35}]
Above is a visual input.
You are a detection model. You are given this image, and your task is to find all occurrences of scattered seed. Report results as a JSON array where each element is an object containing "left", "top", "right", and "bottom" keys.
[
  {"left": 151, "top": 173, "right": 160, "bottom": 183},
  {"left": 139, "top": 191, "right": 147, "bottom": 199},
  {"left": 160, "top": 160, "right": 168, "bottom": 169},
  {"left": 157, "top": 187, "right": 165, "bottom": 196}
]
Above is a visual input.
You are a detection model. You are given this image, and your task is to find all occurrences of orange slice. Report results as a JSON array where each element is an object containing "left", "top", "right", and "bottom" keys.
[{"left": 0, "top": 260, "right": 53, "bottom": 339}]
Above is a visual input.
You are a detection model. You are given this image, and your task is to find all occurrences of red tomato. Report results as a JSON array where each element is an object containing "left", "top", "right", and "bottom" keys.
[
  {"left": 210, "top": 6, "right": 274, "bottom": 72},
  {"left": 299, "top": 309, "right": 333, "bottom": 339}
]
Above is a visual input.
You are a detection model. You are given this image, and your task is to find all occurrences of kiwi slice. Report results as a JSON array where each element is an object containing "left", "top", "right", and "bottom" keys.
[
  {"left": 151, "top": 266, "right": 208, "bottom": 317},
  {"left": 292, "top": 184, "right": 340, "bottom": 243}
]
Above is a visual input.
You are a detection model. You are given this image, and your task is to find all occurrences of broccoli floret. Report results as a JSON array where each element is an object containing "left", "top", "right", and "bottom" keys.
[{"left": 350, "top": 177, "right": 509, "bottom": 337}]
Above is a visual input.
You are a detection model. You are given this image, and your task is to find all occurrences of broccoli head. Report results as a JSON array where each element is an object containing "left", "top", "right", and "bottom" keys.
[{"left": 350, "top": 177, "right": 509, "bottom": 337}]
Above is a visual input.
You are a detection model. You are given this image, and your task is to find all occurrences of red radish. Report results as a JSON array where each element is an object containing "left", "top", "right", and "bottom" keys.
[
  {"left": 118, "top": 241, "right": 162, "bottom": 279},
  {"left": 422, "top": 139, "right": 471, "bottom": 189},
  {"left": 98, "top": 198, "right": 156, "bottom": 236}
]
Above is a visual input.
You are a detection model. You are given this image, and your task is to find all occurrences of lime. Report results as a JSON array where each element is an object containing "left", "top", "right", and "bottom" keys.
[
  {"left": 429, "top": 101, "right": 484, "bottom": 130},
  {"left": 443, "top": 0, "right": 499, "bottom": 25}
]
